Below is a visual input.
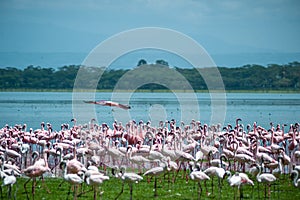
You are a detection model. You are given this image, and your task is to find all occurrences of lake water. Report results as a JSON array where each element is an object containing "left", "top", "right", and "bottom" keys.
[{"left": 0, "top": 92, "right": 299, "bottom": 130}]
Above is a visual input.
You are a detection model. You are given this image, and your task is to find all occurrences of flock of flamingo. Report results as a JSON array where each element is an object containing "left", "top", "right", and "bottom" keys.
[{"left": 0, "top": 118, "right": 300, "bottom": 199}]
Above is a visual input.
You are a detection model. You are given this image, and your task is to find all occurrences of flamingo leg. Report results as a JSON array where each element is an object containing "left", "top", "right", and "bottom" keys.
[
  {"left": 233, "top": 186, "right": 236, "bottom": 200},
  {"left": 197, "top": 182, "right": 202, "bottom": 200},
  {"left": 251, "top": 185, "right": 254, "bottom": 199},
  {"left": 173, "top": 161, "right": 182, "bottom": 183},
  {"left": 99, "top": 186, "right": 104, "bottom": 200},
  {"left": 182, "top": 163, "right": 186, "bottom": 179},
  {"left": 154, "top": 177, "right": 157, "bottom": 197},
  {"left": 211, "top": 177, "right": 214, "bottom": 194},
  {"left": 32, "top": 178, "right": 36, "bottom": 200},
  {"left": 58, "top": 180, "right": 65, "bottom": 188},
  {"left": 130, "top": 183, "right": 133, "bottom": 200},
  {"left": 147, "top": 177, "right": 152, "bottom": 183},
  {"left": 167, "top": 172, "right": 170, "bottom": 189},
  {"left": 14, "top": 182, "right": 18, "bottom": 200},
  {"left": 218, "top": 177, "right": 221, "bottom": 197},
  {"left": 74, "top": 185, "right": 78, "bottom": 200},
  {"left": 257, "top": 182, "right": 260, "bottom": 199},
  {"left": 93, "top": 186, "right": 96, "bottom": 200},
  {"left": 23, "top": 178, "right": 31, "bottom": 200},
  {"left": 204, "top": 181, "right": 209, "bottom": 196},
  {"left": 66, "top": 185, "right": 72, "bottom": 200},
  {"left": 40, "top": 176, "right": 51, "bottom": 193},
  {"left": 240, "top": 186, "right": 243, "bottom": 199},
  {"left": 7, "top": 185, "right": 12, "bottom": 199},
  {"left": 77, "top": 187, "right": 93, "bottom": 197},
  {"left": 264, "top": 184, "right": 267, "bottom": 199},
  {"left": 185, "top": 168, "right": 189, "bottom": 183},
  {"left": 114, "top": 182, "right": 124, "bottom": 200}
]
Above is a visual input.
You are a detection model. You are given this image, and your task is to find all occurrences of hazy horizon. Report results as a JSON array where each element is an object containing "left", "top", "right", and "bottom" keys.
[
  {"left": 1, "top": 1, "right": 300, "bottom": 69},
  {"left": 0, "top": 51, "right": 299, "bottom": 69}
]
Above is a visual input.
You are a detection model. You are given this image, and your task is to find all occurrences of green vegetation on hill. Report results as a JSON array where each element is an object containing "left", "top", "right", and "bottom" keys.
[{"left": 0, "top": 61, "right": 299, "bottom": 91}]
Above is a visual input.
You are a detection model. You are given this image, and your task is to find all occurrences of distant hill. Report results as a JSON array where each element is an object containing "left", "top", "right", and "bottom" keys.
[{"left": 0, "top": 62, "right": 299, "bottom": 91}]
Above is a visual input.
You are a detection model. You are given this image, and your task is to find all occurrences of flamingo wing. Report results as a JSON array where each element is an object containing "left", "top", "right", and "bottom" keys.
[
  {"left": 191, "top": 171, "right": 210, "bottom": 181},
  {"left": 84, "top": 100, "right": 131, "bottom": 109},
  {"left": 123, "top": 173, "right": 143, "bottom": 182},
  {"left": 143, "top": 166, "right": 164, "bottom": 176}
]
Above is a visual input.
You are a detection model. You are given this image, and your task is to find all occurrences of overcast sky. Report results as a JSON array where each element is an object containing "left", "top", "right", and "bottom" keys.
[{"left": 0, "top": 0, "right": 300, "bottom": 67}]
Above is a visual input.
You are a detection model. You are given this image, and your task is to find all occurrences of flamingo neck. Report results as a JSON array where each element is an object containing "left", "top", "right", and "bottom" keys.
[
  {"left": 278, "top": 157, "right": 283, "bottom": 173},
  {"left": 293, "top": 171, "right": 299, "bottom": 187},
  {"left": 256, "top": 165, "right": 262, "bottom": 182}
]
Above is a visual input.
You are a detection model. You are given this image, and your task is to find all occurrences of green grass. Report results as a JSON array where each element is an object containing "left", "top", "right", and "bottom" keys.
[{"left": 4, "top": 172, "right": 300, "bottom": 200}]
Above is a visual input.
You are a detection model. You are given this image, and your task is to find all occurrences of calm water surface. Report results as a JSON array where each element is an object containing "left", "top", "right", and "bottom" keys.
[{"left": 0, "top": 92, "right": 299, "bottom": 130}]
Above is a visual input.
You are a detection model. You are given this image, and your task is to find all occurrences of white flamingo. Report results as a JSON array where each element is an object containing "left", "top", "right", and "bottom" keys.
[
  {"left": 203, "top": 166, "right": 226, "bottom": 195},
  {"left": 225, "top": 172, "right": 243, "bottom": 200},
  {"left": 189, "top": 164, "right": 210, "bottom": 199},
  {"left": 256, "top": 165, "right": 276, "bottom": 198},
  {"left": 143, "top": 160, "right": 169, "bottom": 197},
  {"left": 126, "top": 146, "right": 150, "bottom": 173},
  {"left": 60, "top": 161, "right": 83, "bottom": 200},
  {"left": 2, "top": 169, "right": 17, "bottom": 199},
  {"left": 114, "top": 166, "right": 143, "bottom": 200},
  {"left": 225, "top": 171, "right": 254, "bottom": 199},
  {"left": 84, "top": 170, "right": 109, "bottom": 200}
]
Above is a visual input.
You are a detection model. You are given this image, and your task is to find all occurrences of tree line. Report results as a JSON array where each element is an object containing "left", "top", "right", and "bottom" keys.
[{"left": 0, "top": 61, "right": 299, "bottom": 91}]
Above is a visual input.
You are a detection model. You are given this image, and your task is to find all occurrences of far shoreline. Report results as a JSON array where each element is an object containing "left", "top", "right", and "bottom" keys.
[{"left": 0, "top": 89, "right": 299, "bottom": 93}]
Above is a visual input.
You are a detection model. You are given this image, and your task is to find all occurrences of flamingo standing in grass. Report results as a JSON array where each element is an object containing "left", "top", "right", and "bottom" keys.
[
  {"left": 225, "top": 172, "right": 243, "bottom": 200},
  {"left": 60, "top": 161, "right": 83, "bottom": 200},
  {"left": 189, "top": 165, "right": 210, "bottom": 199},
  {"left": 113, "top": 166, "right": 143, "bottom": 200},
  {"left": 84, "top": 170, "right": 109, "bottom": 200},
  {"left": 224, "top": 171, "right": 254, "bottom": 199},
  {"left": 256, "top": 165, "right": 276, "bottom": 199},
  {"left": 22, "top": 152, "right": 51, "bottom": 200},
  {"left": 203, "top": 166, "right": 226, "bottom": 195},
  {"left": 2, "top": 169, "right": 17, "bottom": 200},
  {"left": 126, "top": 146, "right": 150, "bottom": 173},
  {"left": 237, "top": 172, "right": 254, "bottom": 198},
  {"left": 143, "top": 160, "right": 169, "bottom": 198}
]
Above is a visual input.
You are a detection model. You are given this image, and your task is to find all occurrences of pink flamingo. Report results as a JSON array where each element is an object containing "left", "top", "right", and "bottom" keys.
[
  {"left": 84, "top": 100, "right": 131, "bottom": 110},
  {"left": 22, "top": 151, "right": 51, "bottom": 200},
  {"left": 189, "top": 163, "right": 210, "bottom": 199},
  {"left": 225, "top": 171, "right": 254, "bottom": 200},
  {"left": 64, "top": 146, "right": 87, "bottom": 174}
]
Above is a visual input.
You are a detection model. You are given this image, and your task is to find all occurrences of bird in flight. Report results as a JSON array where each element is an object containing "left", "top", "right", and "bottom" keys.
[{"left": 84, "top": 100, "right": 131, "bottom": 110}]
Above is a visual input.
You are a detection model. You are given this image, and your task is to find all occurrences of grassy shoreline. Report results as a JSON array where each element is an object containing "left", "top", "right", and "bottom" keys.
[{"left": 8, "top": 173, "right": 300, "bottom": 200}]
